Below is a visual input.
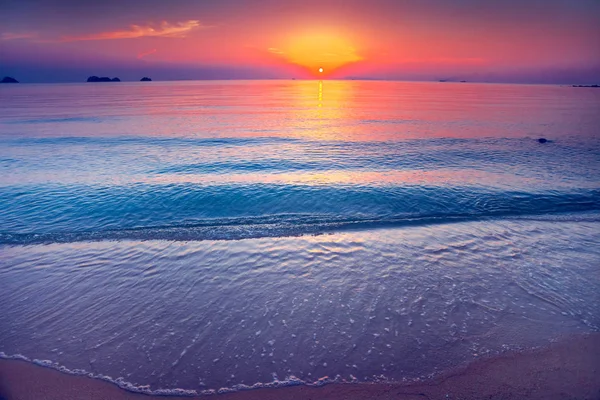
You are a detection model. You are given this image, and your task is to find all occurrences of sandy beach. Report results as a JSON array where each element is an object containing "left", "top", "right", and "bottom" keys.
[{"left": 1, "top": 333, "right": 598, "bottom": 400}]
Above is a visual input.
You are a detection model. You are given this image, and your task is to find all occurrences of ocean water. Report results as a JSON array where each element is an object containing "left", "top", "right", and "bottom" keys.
[{"left": 1, "top": 81, "right": 599, "bottom": 394}]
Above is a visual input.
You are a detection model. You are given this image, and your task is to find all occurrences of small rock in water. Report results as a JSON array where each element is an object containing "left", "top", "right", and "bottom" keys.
[{"left": 538, "top": 138, "right": 548, "bottom": 143}]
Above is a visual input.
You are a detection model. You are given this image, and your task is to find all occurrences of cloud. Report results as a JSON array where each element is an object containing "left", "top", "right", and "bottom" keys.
[
  {"left": 137, "top": 49, "right": 157, "bottom": 59},
  {"left": 399, "top": 57, "right": 487, "bottom": 65},
  {"left": 62, "top": 20, "right": 206, "bottom": 42},
  {"left": 1, "top": 32, "right": 38, "bottom": 41}
]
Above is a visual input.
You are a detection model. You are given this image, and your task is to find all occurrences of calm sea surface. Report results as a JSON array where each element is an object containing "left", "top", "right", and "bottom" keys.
[{"left": 1, "top": 81, "right": 599, "bottom": 394}]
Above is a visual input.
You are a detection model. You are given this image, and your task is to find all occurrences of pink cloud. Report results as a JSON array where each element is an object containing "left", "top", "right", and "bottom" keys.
[
  {"left": 398, "top": 57, "right": 487, "bottom": 65},
  {"left": 0, "top": 32, "right": 38, "bottom": 41},
  {"left": 137, "top": 49, "right": 158, "bottom": 59},
  {"left": 62, "top": 20, "right": 206, "bottom": 42}
]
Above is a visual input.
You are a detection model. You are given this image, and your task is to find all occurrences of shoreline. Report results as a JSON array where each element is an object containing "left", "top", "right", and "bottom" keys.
[{"left": 1, "top": 333, "right": 598, "bottom": 400}]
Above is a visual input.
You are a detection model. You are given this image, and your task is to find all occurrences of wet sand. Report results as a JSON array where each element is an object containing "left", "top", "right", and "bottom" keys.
[{"left": 1, "top": 333, "right": 599, "bottom": 400}]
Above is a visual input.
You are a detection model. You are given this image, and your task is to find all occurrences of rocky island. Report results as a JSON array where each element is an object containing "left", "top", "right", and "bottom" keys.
[
  {"left": 1, "top": 76, "right": 19, "bottom": 83},
  {"left": 140, "top": 77, "right": 152, "bottom": 81},
  {"left": 87, "top": 76, "right": 121, "bottom": 82}
]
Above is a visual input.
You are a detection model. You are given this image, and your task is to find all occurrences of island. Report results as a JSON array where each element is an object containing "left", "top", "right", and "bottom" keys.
[
  {"left": 87, "top": 76, "right": 121, "bottom": 82},
  {"left": 140, "top": 77, "right": 152, "bottom": 81},
  {"left": 572, "top": 84, "right": 599, "bottom": 88},
  {"left": 1, "top": 76, "right": 19, "bottom": 83}
]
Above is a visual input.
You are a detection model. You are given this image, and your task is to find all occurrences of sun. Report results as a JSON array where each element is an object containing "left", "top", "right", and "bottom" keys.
[{"left": 274, "top": 33, "right": 362, "bottom": 77}]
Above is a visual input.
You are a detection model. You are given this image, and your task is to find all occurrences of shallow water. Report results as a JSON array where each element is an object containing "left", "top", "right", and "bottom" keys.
[
  {"left": 1, "top": 219, "right": 599, "bottom": 392},
  {"left": 0, "top": 81, "right": 599, "bottom": 393}
]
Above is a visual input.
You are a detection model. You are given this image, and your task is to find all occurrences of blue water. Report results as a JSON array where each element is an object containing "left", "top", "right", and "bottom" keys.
[
  {"left": 1, "top": 82, "right": 599, "bottom": 243},
  {"left": 0, "top": 81, "right": 599, "bottom": 393}
]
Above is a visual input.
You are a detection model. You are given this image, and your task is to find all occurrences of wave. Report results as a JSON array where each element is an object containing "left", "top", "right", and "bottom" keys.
[
  {"left": 0, "top": 352, "right": 347, "bottom": 396},
  {"left": 0, "top": 135, "right": 304, "bottom": 147},
  {"left": 2, "top": 116, "right": 107, "bottom": 125},
  {"left": 1, "top": 131, "right": 599, "bottom": 245},
  {"left": 1, "top": 199, "right": 599, "bottom": 245},
  {"left": 3, "top": 135, "right": 598, "bottom": 179}
]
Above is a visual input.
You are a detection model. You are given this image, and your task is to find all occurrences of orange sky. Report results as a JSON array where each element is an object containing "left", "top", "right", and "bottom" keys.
[{"left": 1, "top": 0, "right": 599, "bottom": 82}]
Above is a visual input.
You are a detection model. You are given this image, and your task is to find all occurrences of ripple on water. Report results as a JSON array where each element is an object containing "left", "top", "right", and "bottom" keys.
[{"left": 0, "top": 217, "right": 598, "bottom": 391}]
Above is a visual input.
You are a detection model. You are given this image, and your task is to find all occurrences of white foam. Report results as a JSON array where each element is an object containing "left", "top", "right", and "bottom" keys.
[
  {"left": 0, "top": 352, "right": 360, "bottom": 397},
  {"left": 0, "top": 352, "right": 193, "bottom": 396}
]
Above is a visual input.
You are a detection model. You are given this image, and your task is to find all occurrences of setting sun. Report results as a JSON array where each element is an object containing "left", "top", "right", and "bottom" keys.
[{"left": 275, "top": 33, "right": 362, "bottom": 74}]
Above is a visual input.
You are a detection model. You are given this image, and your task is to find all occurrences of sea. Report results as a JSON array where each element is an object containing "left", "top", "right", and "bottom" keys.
[{"left": 0, "top": 80, "right": 599, "bottom": 395}]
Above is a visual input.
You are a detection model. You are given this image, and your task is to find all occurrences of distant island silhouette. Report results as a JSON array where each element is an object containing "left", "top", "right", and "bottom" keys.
[
  {"left": 438, "top": 78, "right": 467, "bottom": 83},
  {"left": 140, "top": 77, "right": 152, "bottom": 82},
  {"left": 1, "top": 76, "right": 19, "bottom": 83},
  {"left": 87, "top": 76, "right": 120, "bottom": 82},
  {"left": 572, "top": 84, "right": 599, "bottom": 88}
]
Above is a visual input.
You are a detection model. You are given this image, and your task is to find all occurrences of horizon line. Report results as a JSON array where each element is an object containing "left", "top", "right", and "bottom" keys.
[{"left": 2, "top": 77, "right": 598, "bottom": 85}]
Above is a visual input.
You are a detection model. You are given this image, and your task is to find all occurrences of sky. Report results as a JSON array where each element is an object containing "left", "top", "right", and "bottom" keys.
[{"left": 1, "top": 0, "right": 599, "bottom": 83}]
